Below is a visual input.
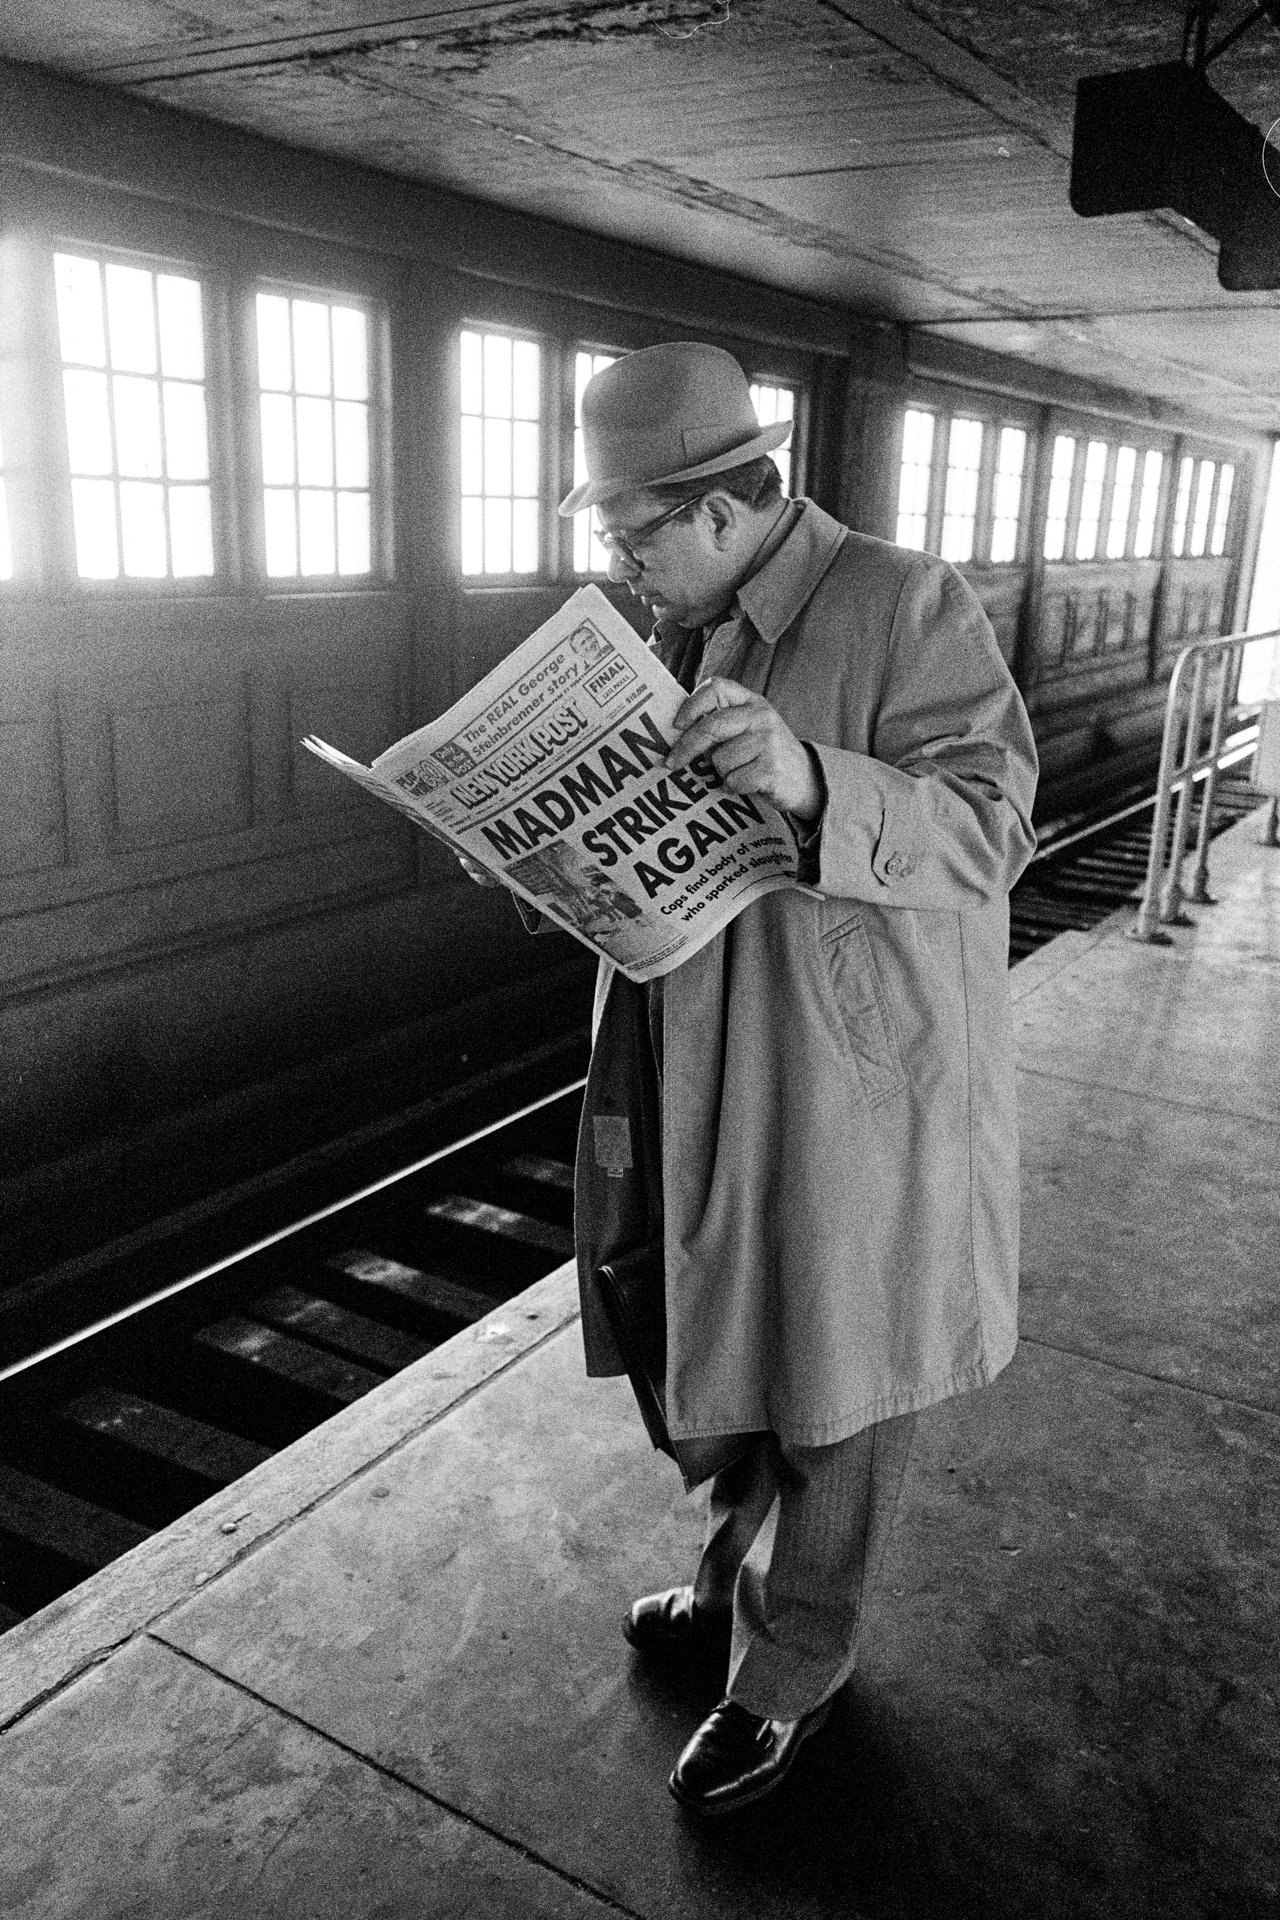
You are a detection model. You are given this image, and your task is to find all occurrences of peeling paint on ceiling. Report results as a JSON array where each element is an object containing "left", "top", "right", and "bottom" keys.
[{"left": 2, "top": 0, "right": 1278, "bottom": 425}]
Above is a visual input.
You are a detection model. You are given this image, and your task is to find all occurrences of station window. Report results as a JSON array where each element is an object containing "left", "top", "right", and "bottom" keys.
[
  {"left": 749, "top": 382, "right": 796, "bottom": 497},
  {"left": 1074, "top": 439, "right": 1108, "bottom": 561},
  {"left": 460, "top": 327, "right": 540, "bottom": 577},
  {"left": 939, "top": 417, "right": 983, "bottom": 563},
  {"left": 1042, "top": 435, "right": 1076, "bottom": 560},
  {"left": 572, "top": 348, "right": 618, "bottom": 574},
  {"left": 1105, "top": 446, "right": 1137, "bottom": 559},
  {"left": 0, "top": 422, "right": 11, "bottom": 580},
  {"left": 256, "top": 291, "right": 372, "bottom": 579},
  {"left": 1210, "top": 464, "right": 1234, "bottom": 556},
  {"left": 1170, "top": 456, "right": 1194, "bottom": 556},
  {"left": 1188, "top": 458, "right": 1216, "bottom": 558},
  {"left": 53, "top": 251, "right": 214, "bottom": 580},
  {"left": 1133, "top": 450, "right": 1163, "bottom": 559},
  {"left": 989, "top": 427, "right": 1027, "bottom": 564},
  {"left": 895, "top": 408, "right": 935, "bottom": 550}
]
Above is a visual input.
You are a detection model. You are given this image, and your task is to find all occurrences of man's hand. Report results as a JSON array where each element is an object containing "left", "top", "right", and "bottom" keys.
[
  {"left": 667, "top": 677, "right": 823, "bottom": 821},
  {"left": 457, "top": 852, "right": 501, "bottom": 887}
]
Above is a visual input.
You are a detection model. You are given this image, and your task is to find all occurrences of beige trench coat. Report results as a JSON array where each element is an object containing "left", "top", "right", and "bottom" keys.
[{"left": 574, "top": 502, "right": 1038, "bottom": 1450}]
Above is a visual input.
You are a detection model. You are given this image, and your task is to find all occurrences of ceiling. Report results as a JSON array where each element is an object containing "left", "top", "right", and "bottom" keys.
[{"left": 4, "top": 0, "right": 1280, "bottom": 429}]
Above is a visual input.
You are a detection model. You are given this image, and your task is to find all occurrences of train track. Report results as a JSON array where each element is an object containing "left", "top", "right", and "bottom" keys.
[{"left": 0, "top": 755, "right": 1267, "bottom": 1634}]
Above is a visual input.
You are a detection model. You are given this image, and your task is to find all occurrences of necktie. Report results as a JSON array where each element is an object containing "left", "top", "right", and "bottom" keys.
[{"left": 696, "top": 608, "right": 748, "bottom": 687}]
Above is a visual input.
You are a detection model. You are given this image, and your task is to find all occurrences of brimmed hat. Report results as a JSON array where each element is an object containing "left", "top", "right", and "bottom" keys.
[{"left": 558, "top": 342, "right": 791, "bottom": 517}]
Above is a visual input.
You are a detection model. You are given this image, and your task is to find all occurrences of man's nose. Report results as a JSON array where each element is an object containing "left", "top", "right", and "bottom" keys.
[{"left": 607, "top": 547, "right": 638, "bottom": 584}]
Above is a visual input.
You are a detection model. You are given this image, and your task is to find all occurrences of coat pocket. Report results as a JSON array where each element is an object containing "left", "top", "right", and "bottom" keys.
[{"left": 820, "top": 914, "right": 907, "bottom": 1105}]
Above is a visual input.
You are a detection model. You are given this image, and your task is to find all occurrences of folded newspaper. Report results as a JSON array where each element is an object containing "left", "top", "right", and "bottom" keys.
[{"left": 303, "top": 584, "right": 802, "bottom": 982}]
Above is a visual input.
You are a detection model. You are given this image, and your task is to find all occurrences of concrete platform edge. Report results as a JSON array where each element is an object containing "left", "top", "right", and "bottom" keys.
[{"left": 0, "top": 1260, "right": 583, "bottom": 1733}]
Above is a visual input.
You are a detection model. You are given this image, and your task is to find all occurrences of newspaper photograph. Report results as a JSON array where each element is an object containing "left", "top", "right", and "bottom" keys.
[{"left": 303, "top": 584, "right": 801, "bottom": 982}]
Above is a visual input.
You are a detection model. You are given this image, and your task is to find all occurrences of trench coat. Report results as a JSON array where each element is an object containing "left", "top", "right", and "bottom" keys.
[{"left": 574, "top": 500, "right": 1039, "bottom": 1452}]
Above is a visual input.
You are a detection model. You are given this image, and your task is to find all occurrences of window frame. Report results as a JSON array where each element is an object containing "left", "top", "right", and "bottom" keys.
[
  {"left": 47, "top": 236, "right": 228, "bottom": 596},
  {"left": 250, "top": 274, "right": 390, "bottom": 592},
  {"left": 894, "top": 396, "right": 1037, "bottom": 565},
  {"left": 1039, "top": 412, "right": 1175, "bottom": 566}
]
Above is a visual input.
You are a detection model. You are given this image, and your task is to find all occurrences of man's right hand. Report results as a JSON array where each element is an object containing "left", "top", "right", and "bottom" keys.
[{"left": 457, "top": 852, "right": 501, "bottom": 888}]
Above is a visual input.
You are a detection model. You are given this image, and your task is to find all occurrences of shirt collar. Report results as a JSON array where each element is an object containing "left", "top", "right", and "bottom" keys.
[{"left": 733, "top": 498, "right": 847, "bottom": 647}]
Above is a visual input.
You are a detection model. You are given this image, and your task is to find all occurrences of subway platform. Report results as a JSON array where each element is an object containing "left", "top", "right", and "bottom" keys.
[{"left": 2, "top": 811, "right": 1278, "bottom": 1920}]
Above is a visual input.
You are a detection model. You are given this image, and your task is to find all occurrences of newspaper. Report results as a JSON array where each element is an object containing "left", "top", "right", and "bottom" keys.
[{"left": 303, "top": 584, "right": 801, "bottom": 982}]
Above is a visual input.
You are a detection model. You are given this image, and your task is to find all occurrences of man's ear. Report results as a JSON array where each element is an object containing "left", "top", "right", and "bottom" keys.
[{"left": 702, "top": 491, "right": 738, "bottom": 547}]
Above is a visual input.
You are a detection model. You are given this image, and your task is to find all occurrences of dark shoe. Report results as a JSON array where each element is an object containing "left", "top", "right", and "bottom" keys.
[
  {"left": 623, "top": 1586, "right": 732, "bottom": 1669},
  {"left": 668, "top": 1696, "right": 832, "bottom": 1814}
]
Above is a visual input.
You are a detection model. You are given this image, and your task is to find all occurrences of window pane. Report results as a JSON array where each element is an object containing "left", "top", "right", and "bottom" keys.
[
  {"left": 461, "top": 330, "right": 483, "bottom": 415},
  {"left": 484, "top": 495, "right": 511, "bottom": 573},
  {"left": 264, "top": 488, "right": 297, "bottom": 576},
  {"left": 169, "top": 485, "right": 214, "bottom": 576},
  {"left": 895, "top": 407, "right": 934, "bottom": 550},
  {"left": 461, "top": 496, "right": 483, "bottom": 575},
  {"left": 331, "top": 306, "right": 368, "bottom": 400},
  {"left": 512, "top": 420, "right": 539, "bottom": 498},
  {"left": 296, "top": 396, "right": 334, "bottom": 487},
  {"left": 1170, "top": 455, "right": 1194, "bottom": 556},
  {"left": 1106, "top": 446, "right": 1137, "bottom": 559},
  {"left": 512, "top": 339, "right": 540, "bottom": 420},
  {"left": 573, "top": 349, "right": 618, "bottom": 572},
  {"left": 1189, "top": 459, "right": 1215, "bottom": 557},
  {"left": 163, "top": 382, "right": 209, "bottom": 481},
  {"left": 512, "top": 499, "right": 539, "bottom": 573},
  {"left": 256, "top": 294, "right": 292, "bottom": 391},
  {"left": 119, "top": 479, "right": 167, "bottom": 576},
  {"left": 63, "top": 370, "right": 113, "bottom": 475},
  {"left": 1075, "top": 439, "right": 1108, "bottom": 560},
  {"left": 940, "top": 416, "right": 983, "bottom": 563},
  {"left": 1211, "top": 465, "right": 1234, "bottom": 556},
  {"left": 54, "top": 254, "right": 105, "bottom": 366},
  {"left": 484, "top": 416, "right": 512, "bottom": 498},
  {"left": 990, "top": 426, "right": 1026, "bottom": 564},
  {"left": 71, "top": 476, "right": 119, "bottom": 577},
  {"left": 113, "top": 374, "right": 164, "bottom": 479},
  {"left": 483, "top": 333, "right": 512, "bottom": 419},
  {"left": 462, "top": 328, "right": 540, "bottom": 575},
  {"left": 105, "top": 264, "right": 157, "bottom": 375},
  {"left": 260, "top": 393, "right": 296, "bottom": 486},
  {"left": 293, "top": 301, "right": 332, "bottom": 396},
  {"left": 460, "top": 415, "right": 483, "bottom": 497},
  {"left": 337, "top": 490, "right": 371, "bottom": 575},
  {"left": 157, "top": 275, "right": 204, "bottom": 381},
  {"left": 1043, "top": 434, "right": 1075, "bottom": 560},
  {"left": 334, "top": 401, "right": 369, "bottom": 488},
  {"left": 299, "top": 487, "right": 336, "bottom": 572},
  {"left": 1134, "top": 450, "right": 1163, "bottom": 559},
  {"left": 0, "top": 479, "right": 11, "bottom": 581},
  {"left": 750, "top": 382, "right": 795, "bottom": 498}
]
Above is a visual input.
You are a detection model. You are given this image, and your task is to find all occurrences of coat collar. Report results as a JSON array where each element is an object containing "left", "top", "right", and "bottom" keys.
[{"left": 733, "top": 498, "right": 847, "bottom": 646}]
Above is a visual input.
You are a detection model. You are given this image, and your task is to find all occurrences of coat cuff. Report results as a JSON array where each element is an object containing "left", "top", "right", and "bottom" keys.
[{"left": 807, "top": 743, "right": 921, "bottom": 894}]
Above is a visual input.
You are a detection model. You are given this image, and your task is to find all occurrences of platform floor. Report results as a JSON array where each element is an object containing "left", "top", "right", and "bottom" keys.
[{"left": 2, "top": 813, "right": 1278, "bottom": 1920}]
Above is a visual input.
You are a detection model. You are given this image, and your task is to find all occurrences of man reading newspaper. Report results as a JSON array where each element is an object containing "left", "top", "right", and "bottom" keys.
[{"left": 462, "top": 340, "right": 1038, "bottom": 1815}]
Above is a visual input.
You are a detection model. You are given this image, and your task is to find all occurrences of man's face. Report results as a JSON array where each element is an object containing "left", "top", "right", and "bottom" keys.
[{"left": 597, "top": 487, "right": 739, "bottom": 628}]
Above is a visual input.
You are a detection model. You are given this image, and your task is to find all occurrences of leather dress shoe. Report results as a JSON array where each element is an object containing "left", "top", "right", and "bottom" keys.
[
  {"left": 668, "top": 1695, "right": 832, "bottom": 1814},
  {"left": 623, "top": 1586, "right": 732, "bottom": 1669}
]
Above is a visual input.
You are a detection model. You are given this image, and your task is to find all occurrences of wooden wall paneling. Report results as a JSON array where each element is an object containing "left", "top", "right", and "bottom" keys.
[
  {"left": 0, "top": 683, "right": 67, "bottom": 877},
  {"left": 960, "top": 566, "right": 1027, "bottom": 667}
]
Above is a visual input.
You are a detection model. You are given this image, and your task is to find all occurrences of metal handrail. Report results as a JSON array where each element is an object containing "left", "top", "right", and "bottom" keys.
[{"left": 1130, "top": 626, "right": 1280, "bottom": 943}]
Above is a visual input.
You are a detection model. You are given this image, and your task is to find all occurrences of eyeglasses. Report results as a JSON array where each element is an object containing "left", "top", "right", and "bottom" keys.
[{"left": 596, "top": 491, "right": 710, "bottom": 568}]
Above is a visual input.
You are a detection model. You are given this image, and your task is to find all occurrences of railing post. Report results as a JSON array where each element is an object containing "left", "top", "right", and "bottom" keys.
[
  {"left": 1187, "top": 642, "right": 1236, "bottom": 903},
  {"left": 1263, "top": 797, "right": 1279, "bottom": 847},
  {"left": 1158, "top": 652, "right": 1206, "bottom": 926},
  {"left": 1131, "top": 650, "right": 1188, "bottom": 944}
]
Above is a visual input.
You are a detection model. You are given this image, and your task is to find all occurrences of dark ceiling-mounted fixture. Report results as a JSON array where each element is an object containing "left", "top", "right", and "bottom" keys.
[{"left": 1070, "top": 2, "right": 1280, "bottom": 289}]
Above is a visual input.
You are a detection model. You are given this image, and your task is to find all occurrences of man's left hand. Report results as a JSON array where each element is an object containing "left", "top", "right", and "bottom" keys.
[{"left": 667, "top": 677, "right": 823, "bottom": 821}]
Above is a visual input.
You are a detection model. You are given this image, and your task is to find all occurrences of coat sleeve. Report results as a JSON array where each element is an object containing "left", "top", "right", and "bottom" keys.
[{"left": 807, "top": 557, "right": 1038, "bottom": 911}]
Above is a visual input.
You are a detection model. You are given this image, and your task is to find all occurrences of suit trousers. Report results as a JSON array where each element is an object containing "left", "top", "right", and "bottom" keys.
[{"left": 691, "top": 1412, "right": 917, "bottom": 1720}]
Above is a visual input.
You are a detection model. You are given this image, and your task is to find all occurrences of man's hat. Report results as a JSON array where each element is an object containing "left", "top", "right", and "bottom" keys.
[{"left": 558, "top": 342, "right": 791, "bottom": 517}]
